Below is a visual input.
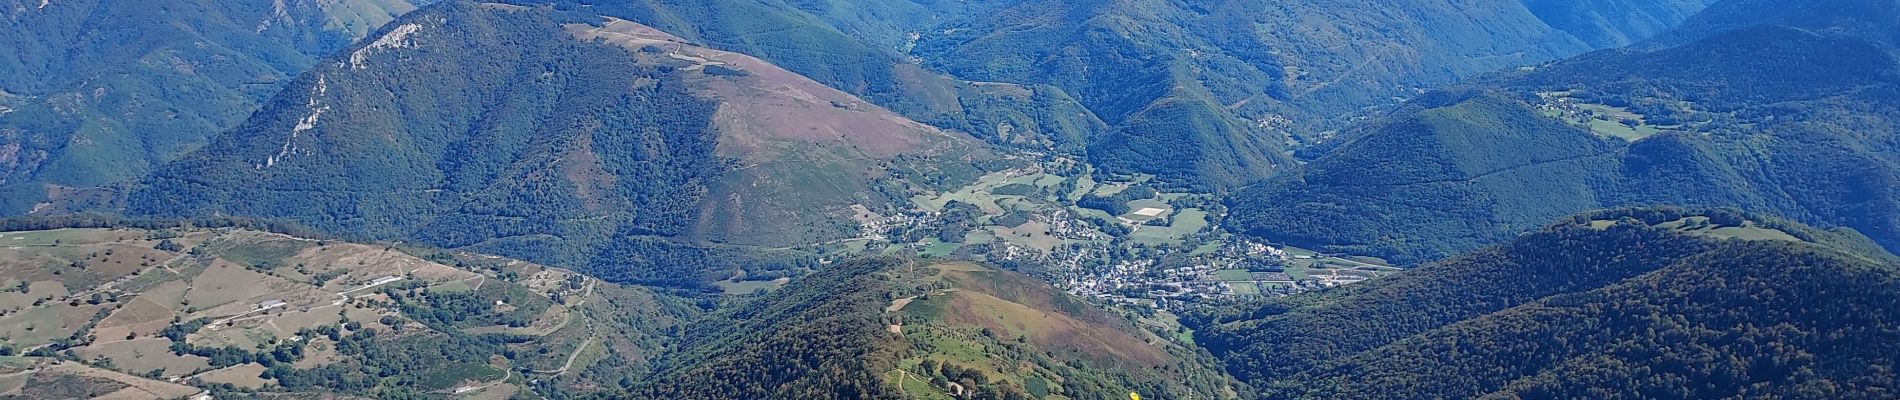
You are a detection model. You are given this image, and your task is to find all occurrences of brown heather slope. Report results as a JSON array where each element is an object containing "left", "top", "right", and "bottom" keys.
[
  {"left": 646, "top": 258, "right": 1242, "bottom": 399},
  {"left": 567, "top": 16, "right": 998, "bottom": 245}
]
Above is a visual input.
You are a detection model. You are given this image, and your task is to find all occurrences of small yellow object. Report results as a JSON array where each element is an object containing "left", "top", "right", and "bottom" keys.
[{"left": 1129, "top": 392, "right": 1141, "bottom": 400}]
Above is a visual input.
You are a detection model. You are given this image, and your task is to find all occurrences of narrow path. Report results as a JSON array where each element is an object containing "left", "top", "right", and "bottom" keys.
[{"left": 532, "top": 338, "right": 594, "bottom": 376}]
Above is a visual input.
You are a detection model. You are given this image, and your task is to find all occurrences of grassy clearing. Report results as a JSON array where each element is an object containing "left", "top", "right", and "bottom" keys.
[
  {"left": 79, "top": 338, "right": 211, "bottom": 376},
  {"left": 819, "top": 238, "right": 871, "bottom": 256},
  {"left": 0, "top": 229, "right": 121, "bottom": 246},
  {"left": 1129, "top": 209, "right": 1209, "bottom": 246},
  {"left": 916, "top": 238, "right": 962, "bottom": 258},
  {"left": 0, "top": 304, "right": 93, "bottom": 346},
  {"left": 1542, "top": 102, "right": 1668, "bottom": 141},
  {"left": 216, "top": 238, "right": 314, "bottom": 270},
  {"left": 1625, "top": 217, "right": 1807, "bottom": 243},
  {"left": 1213, "top": 269, "right": 1253, "bottom": 281},
  {"left": 1124, "top": 199, "right": 1170, "bottom": 214},
  {"left": 183, "top": 261, "right": 279, "bottom": 311},
  {"left": 912, "top": 170, "right": 1028, "bottom": 213},
  {"left": 90, "top": 298, "right": 179, "bottom": 345},
  {"left": 0, "top": 281, "right": 68, "bottom": 311},
  {"left": 962, "top": 229, "right": 996, "bottom": 246},
  {"left": 429, "top": 280, "right": 474, "bottom": 293},
  {"left": 991, "top": 221, "right": 1061, "bottom": 252},
  {"left": 1189, "top": 242, "right": 1221, "bottom": 255},
  {"left": 1144, "top": 309, "right": 1194, "bottom": 346},
  {"left": 1702, "top": 226, "right": 1804, "bottom": 242},
  {"left": 1032, "top": 174, "right": 1064, "bottom": 188},
  {"left": 713, "top": 277, "right": 789, "bottom": 295},
  {"left": 1070, "top": 207, "right": 1116, "bottom": 222},
  {"left": 912, "top": 328, "right": 989, "bottom": 367},
  {"left": 1586, "top": 118, "right": 1661, "bottom": 141},
  {"left": 1283, "top": 246, "right": 1320, "bottom": 258},
  {"left": 195, "top": 363, "right": 273, "bottom": 389},
  {"left": 1283, "top": 267, "right": 1312, "bottom": 281},
  {"left": 1229, "top": 283, "right": 1260, "bottom": 295}
]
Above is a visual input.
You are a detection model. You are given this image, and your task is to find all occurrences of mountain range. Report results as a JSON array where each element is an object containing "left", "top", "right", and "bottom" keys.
[
  {"left": 112, "top": 3, "right": 1012, "bottom": 289},
  {"left": 1230, "top": 0, "right": 1900, "bottom": 263},
  {"left": 2, "top": 0, "right": 1899, "bottom": 398}
]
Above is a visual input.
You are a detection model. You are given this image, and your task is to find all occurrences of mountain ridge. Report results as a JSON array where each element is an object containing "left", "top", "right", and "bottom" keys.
[
  {"left": 1196, "top": 207, "right": 1900, "bottom": 398},
  {"left": 120, "top": 2, "right": 996, "bottom": 289},
  {"left": 1229, "top": 0, "right": 1900, "bottom": 263}
]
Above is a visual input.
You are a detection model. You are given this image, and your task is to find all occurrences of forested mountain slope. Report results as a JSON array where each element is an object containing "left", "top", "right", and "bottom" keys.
[
  {"left": 503, "top": 0, "right": 1111, "bottom": 156},
  {"left": 0, "top": 0, "right": 422, "bottom": 213},
  {"left": 898, "top": 0, "right": 1716, "bottom": 188},
  {"left": 1642, "top": 0, "right": 1900, "bottom": 48},
  {"left": 1194, "top": 208, "right": 1900, "bottom": 398},
  {"left": 483, "top": 0, "right": 1711, "bottom": 190},
  {"left": 1522, "top": 0, "right": 1719, "bottom": 48},
  {"left": 0, "top": 0, "right": 1733, "bottom": 213},
  {"left": 1231, "top": 0, "right": 1900, "bottom": 263},
  {"left": 124, "top": 2, "right": 990, "bottom": 288}
]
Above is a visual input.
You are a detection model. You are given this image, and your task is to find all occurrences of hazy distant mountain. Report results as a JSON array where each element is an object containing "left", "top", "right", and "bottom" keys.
[
  {"left": 488, "top": 0, "right": 1712, "bottom": 190},
  {"left": 0, "top": 0, "right": 422, "bottom": 213},
  {"left": 1196, "top": 208, "right": 1900, "bottom": 398},
  {"left": 1229, "top": 0, "right": 1900, "bottom": 263},
  {"left": 898, "top": 0, "right": 1717, "bottom": 188},
  {"left": 0, "top": 0, "right": 1726, "bottom": 206},
  {"left": 1522, "top": 0, "right": 1719, "bottom": 48}
]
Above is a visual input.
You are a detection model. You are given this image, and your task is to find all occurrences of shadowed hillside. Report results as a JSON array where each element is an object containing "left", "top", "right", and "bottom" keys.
[
  {"left": 0, "top": 0, "right": 423, "bottom": 213},
  {"left": 1195, "top": 208, "right": 1900, "bottom": 398},
  {"left": 1231, "top": 0, "right": 1900, "bottom": 263}
]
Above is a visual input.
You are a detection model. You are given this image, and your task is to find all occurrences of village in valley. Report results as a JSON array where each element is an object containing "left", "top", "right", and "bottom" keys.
[{"left": 783, "top": 155, "right": 1404, "bottom": 309}]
